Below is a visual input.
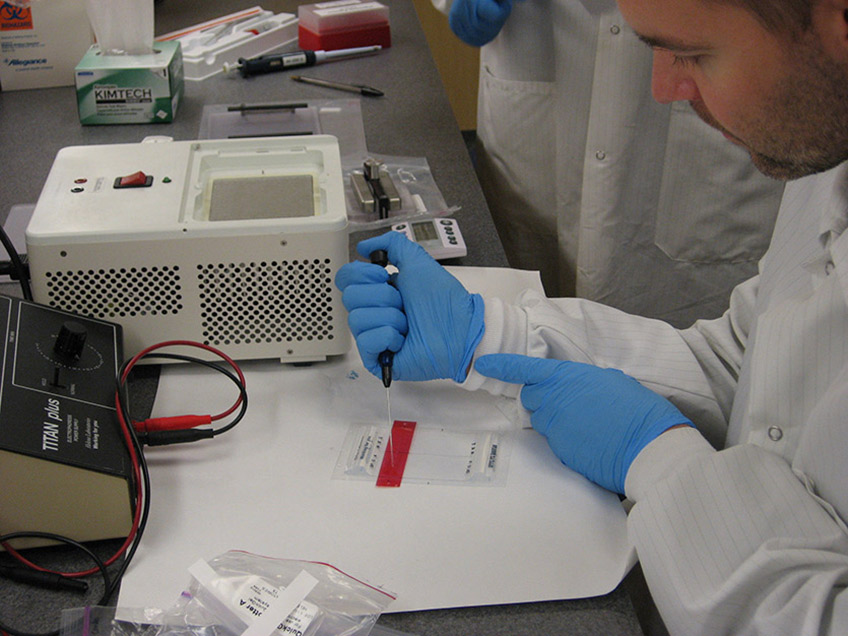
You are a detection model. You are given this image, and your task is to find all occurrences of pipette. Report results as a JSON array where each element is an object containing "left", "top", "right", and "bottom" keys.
[
  {"left": 223, "top": 45, "right": 382, "bottom": 77},
  {"left": 370, "top": 249, "right": 395, "bottom": 429}
]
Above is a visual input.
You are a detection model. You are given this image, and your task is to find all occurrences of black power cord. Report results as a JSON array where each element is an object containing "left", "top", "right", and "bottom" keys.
[{"left": 0, "top": 223, "right": 32, "bottom": 300}]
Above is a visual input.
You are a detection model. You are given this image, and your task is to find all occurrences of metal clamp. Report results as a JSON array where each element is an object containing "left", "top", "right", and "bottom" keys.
[{"left": 350, "top": 158, "right": 401, "bottom": 219}]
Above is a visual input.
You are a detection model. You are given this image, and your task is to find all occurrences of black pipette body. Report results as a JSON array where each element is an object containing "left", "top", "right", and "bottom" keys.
[
  {"left": 235, "top": 50, "right": 317, "bottom": 77},
  {"left": 370, "top": 249, "right": 394, "bottom": 388}
]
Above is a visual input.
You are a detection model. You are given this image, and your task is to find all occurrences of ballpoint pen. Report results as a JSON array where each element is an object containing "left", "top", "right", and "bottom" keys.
[{"left": 291, "top": 75, "right": 384, "bottom": 97}]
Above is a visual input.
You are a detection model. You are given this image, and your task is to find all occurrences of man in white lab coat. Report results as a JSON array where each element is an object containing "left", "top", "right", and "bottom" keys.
[
  {"left": 337, "top": 0, "right": 848, "bottom": 632},
  {"left": 432, "top": 0, "right": 784, "bottom": 327}
]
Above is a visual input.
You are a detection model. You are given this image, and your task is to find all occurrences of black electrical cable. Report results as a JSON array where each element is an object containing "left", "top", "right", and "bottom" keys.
[
  {"left": 110, "top": 365, "right": 151, "bottom": 601},
  {"left": 109, "top": 344, "right": 248, "bottom": 592},
  {"left": 124, "top": 352, "right": 248, "bottom": 437},
  {"left": 0, "top": 532, "right": 111, "bottom": 636},
  {"left": 0, "top": 342, "right": 246, "bottom": 636},
  {"left": 0, "top": 259, "right": 29, "bottom": 280},
  {"left": 0, "top": 224, "right": 32, "bottom": 300}
]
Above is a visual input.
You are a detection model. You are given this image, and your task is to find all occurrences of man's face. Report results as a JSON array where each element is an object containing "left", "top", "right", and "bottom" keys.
[{"left": 617, "top": 0, "right": 848, "bottom": 181}]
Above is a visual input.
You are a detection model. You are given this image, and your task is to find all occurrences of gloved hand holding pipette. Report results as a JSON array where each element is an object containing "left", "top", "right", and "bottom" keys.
[
  {"left": 335, "top": 231, "right": 693, "bottom": 495},
  {"left": 334, "top": 231, "right": 485, "bottom": 383}
]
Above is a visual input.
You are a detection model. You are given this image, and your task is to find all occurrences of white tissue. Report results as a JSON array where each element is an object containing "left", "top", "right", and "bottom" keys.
[{"left": 85, "top": 0, "right": 153, "bottom": 55}]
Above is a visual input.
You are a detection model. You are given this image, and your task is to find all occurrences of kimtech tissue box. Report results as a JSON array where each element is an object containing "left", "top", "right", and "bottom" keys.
[{"left": 74, "top": 40, "right": 184, "bottom": 125}]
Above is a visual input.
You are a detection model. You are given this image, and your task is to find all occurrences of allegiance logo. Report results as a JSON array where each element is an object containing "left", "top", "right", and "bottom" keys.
[
  {"left": 4, "top": 57, "right": 45, "bottom": 66},
  {"left": 0, "top": 2, "right": 33, "bottom": 31},
  {"left": 94, "top": 85, "right": 153, "bottom": 104}
]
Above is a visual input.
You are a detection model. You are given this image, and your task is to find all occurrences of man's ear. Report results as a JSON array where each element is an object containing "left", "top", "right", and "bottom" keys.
[{"left": 815, "top": 0, "right": 848, "bottom": 59}]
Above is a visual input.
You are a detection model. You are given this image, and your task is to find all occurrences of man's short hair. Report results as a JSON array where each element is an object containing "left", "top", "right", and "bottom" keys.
[{"left": 705, "top": 0, "right": 813, "bottom": 34}]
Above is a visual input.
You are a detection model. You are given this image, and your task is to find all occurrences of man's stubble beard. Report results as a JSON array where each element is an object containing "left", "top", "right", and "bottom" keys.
[{"left": 690, "top": 36, "right": 848, "bottom": 181}]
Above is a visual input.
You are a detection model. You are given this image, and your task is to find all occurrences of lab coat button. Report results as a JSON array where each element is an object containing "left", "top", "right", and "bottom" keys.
[
  {"left": 825, "top": 260, "right": 835, "bottom": 274},
  {"left": 610, "top": 25, "right": 621, "bottom": 34},
  {"left": 595, "top": 150, "right": 606, "bottom": 160},
  {"left": 767, "top": 426, "right": 783, "bottom": 441}
]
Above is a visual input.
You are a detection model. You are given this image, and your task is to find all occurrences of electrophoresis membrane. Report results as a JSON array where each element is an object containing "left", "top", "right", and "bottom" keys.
[{"left": 334, "top": 420, "right": 510, "bottom": 487}]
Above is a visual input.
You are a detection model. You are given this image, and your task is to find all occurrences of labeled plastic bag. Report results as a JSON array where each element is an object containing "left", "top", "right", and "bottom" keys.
[
  {"left": 168, "top": 552, "right": 394, "bottom": 636},
  {"left": 61, "top": 552, "right": 394, "bottom": 636}
]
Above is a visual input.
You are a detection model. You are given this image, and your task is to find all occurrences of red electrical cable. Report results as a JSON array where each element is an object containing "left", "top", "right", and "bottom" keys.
[{"left": 129, "top": 340, "right": 245, "bottom": 431}]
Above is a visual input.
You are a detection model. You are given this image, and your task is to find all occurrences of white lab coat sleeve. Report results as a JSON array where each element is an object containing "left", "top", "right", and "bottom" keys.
[
  {"left": 624, "top": 430, "right": 848, "bottom": 636},
  {"left": 464, "top": 275, "right": 761, "bottom": 445}
]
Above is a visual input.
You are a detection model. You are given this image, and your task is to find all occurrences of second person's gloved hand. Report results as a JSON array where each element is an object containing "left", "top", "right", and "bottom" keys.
[
  {"left": 475, "top": 354, "right": 693, "bottom": 494},
  {"left": 335, "top": 231, "right": 485, "bottom": 383},
  {"left": 449, "top": 0, "right": 514, "bottom": 47}
]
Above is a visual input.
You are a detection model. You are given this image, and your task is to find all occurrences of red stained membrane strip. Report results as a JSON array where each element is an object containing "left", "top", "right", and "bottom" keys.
[{"left": 376, "top": 420, "right": 417, "bottom": 487}]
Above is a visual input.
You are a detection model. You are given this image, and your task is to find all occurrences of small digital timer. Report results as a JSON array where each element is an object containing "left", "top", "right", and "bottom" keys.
[{"left": 392, "top": 218, "right": 467, "bottom": 260}]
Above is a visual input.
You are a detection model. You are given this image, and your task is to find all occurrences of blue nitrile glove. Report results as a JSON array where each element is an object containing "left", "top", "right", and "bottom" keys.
[
  {"left": 335, "top": 231, "right": 485, "bottom": 383},
  {"left": 449, "top": 0, "right": 514, "bottom": 47},
  {"left": 474, "top": 354, "right": 692, "bottom": 493}
]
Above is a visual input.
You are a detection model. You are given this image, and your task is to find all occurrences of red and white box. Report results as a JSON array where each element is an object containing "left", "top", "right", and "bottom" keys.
[{"left": 298, "top": 0, "right": 390, "bottom": 51}]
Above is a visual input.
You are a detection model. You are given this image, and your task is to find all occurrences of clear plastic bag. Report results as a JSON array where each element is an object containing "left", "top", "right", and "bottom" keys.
[
  {"left": 60, "top": 607, "right": 213, "bottom": 636},
  {"left": 333, "top": 422, "right": 512, "bottom": 487},
  {"left": 60, "top": 608, "right": 416, "bottom": 636},
  {"left": 61, "top": 552, "right": 395, "bottom": 636},
  {"left": 168, "top": 552, "right": 394, "bottom": 636},
  {"left": 343, "top": 154, "right": 459, "bottom": 231}
]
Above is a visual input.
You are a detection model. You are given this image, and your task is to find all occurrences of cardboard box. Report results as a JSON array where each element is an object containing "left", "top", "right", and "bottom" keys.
[
  {"left": 74, "top": 40, "right": 184, "bottom": 125},
  {"left": 0, "top": 0, "right": 94, "bottom": 91}
]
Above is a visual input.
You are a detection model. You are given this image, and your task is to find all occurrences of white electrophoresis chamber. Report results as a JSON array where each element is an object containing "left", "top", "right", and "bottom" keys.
[{"left": 26, "top": 136, "right": 351, "bottom": 362}]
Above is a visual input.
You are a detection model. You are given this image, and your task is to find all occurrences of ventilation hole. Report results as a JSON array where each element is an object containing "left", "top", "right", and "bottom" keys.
[
  {"left": 44, "top": 266, "right": 183, "bottom": 319},
  {"left": 196, "top": 259, "right": 338, "bottom": 346}
]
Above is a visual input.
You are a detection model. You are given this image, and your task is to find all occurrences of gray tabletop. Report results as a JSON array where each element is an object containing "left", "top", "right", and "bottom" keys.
[
  {"left": 0, "top": 2, "right": 644, "bottom": 634},
  {"left": 0, "top": 0, "right": 506, "bottom": 267}
]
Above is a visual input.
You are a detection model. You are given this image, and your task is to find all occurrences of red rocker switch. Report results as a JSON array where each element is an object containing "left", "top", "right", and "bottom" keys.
[{"left": 114, "top": 171, "right": 153, "bottom": 188}]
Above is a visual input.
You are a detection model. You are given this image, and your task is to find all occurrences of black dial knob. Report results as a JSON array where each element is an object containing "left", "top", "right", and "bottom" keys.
[{"left": 54, "top": 321, "right": 87, "bottom": 360}]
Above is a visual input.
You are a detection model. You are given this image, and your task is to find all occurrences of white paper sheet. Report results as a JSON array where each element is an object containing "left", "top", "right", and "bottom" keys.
[{"left": 117, "top": 267, "right": 635, "bottom": 612}]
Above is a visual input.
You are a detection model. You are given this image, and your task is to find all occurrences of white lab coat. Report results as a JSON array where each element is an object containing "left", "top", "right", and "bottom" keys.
[
  {"left": 432, "top": 0, "right": 784, "bottom": 327},
  {"left": 466, "top": 163, "right": 848, "bottom": 634}
]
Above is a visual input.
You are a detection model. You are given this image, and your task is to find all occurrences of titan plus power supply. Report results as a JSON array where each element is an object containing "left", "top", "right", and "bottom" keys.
[
  {"left": 26, "top": 136, "right": 350, "bottom": 362},
  {"left": 0, "top": 294, "right": 132, "bottom": 547}
]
